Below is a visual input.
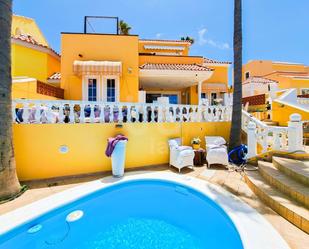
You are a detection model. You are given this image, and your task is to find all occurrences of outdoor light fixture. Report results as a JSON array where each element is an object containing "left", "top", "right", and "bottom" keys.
[{"left": 127, "top": 67, "right": 132, "bottom": 73}]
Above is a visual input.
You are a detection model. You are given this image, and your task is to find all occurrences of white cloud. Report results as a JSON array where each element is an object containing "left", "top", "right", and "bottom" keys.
[
  {"left": 198, "top": 28, "right": 230, "bottom": 50},
  {"left": 155, "top": 33, "right": 163, "bottom": 38}
]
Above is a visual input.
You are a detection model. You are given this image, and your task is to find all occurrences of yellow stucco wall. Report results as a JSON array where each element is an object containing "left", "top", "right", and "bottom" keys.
[
  {"left": 12, "top": 44, "right": 60, "bottom": 82},
  {"left": 242, "top": 60, "right": 309, "bottom": 94},
  {"left": 12, "top": 15, "right": 48, "bottom": 46},
  {"left": 61, "top": 33, "right": 139, "bottom": 102},
  {"left": 272, "top": 101, "right": 309, "bottom": 126},
  {"left": 12, "top": 79, "right": 60, "bottom": 100},
  {"left": 13, "top": 122, "right": 230, "bottom": 180},
  {"left": 139, "top": 55, "right": 203, "bottom": 65}
]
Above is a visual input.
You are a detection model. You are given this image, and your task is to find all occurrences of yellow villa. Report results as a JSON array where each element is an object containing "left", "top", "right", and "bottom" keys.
[
  {"left": 242, "top": 60, "right": 309, "bottom": 96},
  {"left": 2, "top": 10, "right": 309, "bottom": 247},
  {"left": 241, "top": 60, "right": 309, "bottom": 125},
  {"left": 11, "top": 15, "right": 231, "bottom": 106}
]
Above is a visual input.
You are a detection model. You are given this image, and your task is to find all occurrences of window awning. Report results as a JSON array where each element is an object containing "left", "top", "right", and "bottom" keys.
[
  {"left": 73, "top": 60, "right": 122, "bottom": 76},
  {"left": 144, "top": 45, "right": 185, "bottom": 51}
]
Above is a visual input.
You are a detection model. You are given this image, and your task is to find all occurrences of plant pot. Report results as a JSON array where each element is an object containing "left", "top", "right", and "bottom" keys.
[{"left": 192, "top": 144, "right": 200, "bottom": 150}]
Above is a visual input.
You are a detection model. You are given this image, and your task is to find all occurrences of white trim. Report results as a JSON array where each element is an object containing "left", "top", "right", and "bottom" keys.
[
  {"left": 0, "top": 172, "right": 290, "bottom": 249},
  {"left": 11, "top": 38, "right": 60, "bottom": 60},
  {"left": 12, "top": 77, "right": 36, "bottom": 83}
]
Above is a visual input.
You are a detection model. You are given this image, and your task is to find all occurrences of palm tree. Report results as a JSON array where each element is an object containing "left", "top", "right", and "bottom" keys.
[
  {"left": 180, "top": 36, "right": 194, "bottom": 44},
  {"left": 0, "top": 0, "right": 21, "bottom": 200},
  {"left": 119, "top": 20, "right": 131, "bottom": 35},
  {"left": 229, "top": 0, "right": 242, "bottom": 150}
]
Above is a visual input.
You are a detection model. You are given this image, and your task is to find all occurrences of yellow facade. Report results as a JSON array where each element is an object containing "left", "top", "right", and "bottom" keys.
[
  {"left": 12, "top": 15, "right": 48, "bottom": 46},
  {"left": 12, "top": 43, "right": 60, "bottom": 83},
  {"left": 61, "top": 33, "right": 139, "bottom": 102},
  {"left": 11, "top": 15, "right": 61, "bottom": 100},
  {"left": 12, "top": 78, "right": 59, "bottom": 100},
  {"left": 242, "top": 60, "right": 309, "bottom": 95},
  {"left": 272, "top": 101, "right": 309, "bottom": 126},
  {"left": 13, "top": 122, "right": 230, "bottom": 180}
]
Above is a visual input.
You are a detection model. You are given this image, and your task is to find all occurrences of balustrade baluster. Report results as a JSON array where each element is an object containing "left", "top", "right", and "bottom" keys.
[
  {"left": 118, "top": 104, "right": 123, "bottom": 123},
  {"left": 89, "top": 104, "right": 95, "bottom": 123},
  {"left": 69, "top": 103, "right": 75, "bottom": 124},
  {"left": 35, "top": 103, "right": 41, "bottom": 123},
  {"left": 79, "top": 103, "right": 85, "bottom": 123},
  {"left": 58, "top": 103, "right": 65, "bottom": 123}
]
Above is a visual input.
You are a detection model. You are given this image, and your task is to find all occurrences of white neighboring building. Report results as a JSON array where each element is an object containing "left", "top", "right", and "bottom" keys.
[{"left": 242, "top": 77, "right": 278, "bottom": 98}]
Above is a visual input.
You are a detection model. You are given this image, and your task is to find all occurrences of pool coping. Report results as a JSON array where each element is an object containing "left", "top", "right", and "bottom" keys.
[{"left": 0, "top": 171, "right": 291, "bottom": 249}]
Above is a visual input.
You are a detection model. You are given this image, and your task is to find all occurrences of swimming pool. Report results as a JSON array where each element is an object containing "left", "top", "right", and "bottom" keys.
[{"left": 0, "top": 172, "right": 290, "bottom": 249}]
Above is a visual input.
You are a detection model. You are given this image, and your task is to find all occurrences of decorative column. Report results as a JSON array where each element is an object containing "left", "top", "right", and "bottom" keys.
[
  {"left": 198, "top": 81, "right": 202, "bottom": 105},
  {"left": 288, "top": 113, "right": 303, "bottom": 151},
  {"left": 247, "top": 121, "right": 257, "bottom": 158}
]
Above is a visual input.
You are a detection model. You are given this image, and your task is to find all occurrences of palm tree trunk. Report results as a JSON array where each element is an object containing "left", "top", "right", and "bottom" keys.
[
  {"left": 229, "top": 0, "right": 242, "bottom": 150},
  {"left": 0, "top": 0, "right": 21, "bottom": 199}
]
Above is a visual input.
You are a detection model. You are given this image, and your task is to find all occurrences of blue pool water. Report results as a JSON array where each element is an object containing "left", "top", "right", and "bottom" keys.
[{"left": 0, "top": 180, "right": 243, "bottom": 249}]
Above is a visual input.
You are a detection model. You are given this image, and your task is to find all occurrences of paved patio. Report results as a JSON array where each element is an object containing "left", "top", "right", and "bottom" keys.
[{"left": 0, "top": 165, "right": 308, "bottom": 249}]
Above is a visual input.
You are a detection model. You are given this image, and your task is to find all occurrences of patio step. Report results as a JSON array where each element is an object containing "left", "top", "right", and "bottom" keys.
[
  {"left": 258, "top": 161, "right": 309, "bottom": 208},
  {"left": 244, "top": 170, "right": 309, "bottom": 233},
  {"left": 273, "top": 156, "right": 309, "bottom": 186}
]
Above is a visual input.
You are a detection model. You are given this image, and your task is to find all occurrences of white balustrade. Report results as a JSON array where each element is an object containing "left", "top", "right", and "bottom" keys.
[
  {"left": 242, "top": 110, "right": 303, "bottom": 155},
  {"left": 13, "top": 99, "right": 232, "bottom": 125}
]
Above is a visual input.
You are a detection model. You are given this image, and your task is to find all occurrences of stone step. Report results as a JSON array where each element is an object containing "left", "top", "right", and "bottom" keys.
[
  {"left": 245, "top": 170, "right": 309, "bottom": 233},
  {"left": 273, "top": 156, "right": 309, "bottom": 186},
  {"left": 258, "top": 161, "right": 309, "bottom": 208}
]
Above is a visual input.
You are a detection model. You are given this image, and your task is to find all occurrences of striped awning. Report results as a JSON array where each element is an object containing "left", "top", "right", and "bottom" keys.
[
  {"left": 144, "top": 45, "right": 185, "bottom": 51},
  {"left": 73, "top": 60, "right": 122, "bottom": 76}
]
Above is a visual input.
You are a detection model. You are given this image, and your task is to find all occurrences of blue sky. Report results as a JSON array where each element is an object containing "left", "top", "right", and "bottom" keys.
[{"left": 13, "top": 0, "right": 309, "bottom": 66}]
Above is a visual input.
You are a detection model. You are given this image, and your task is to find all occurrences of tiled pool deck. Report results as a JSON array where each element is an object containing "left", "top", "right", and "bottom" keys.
[{"left": 0, "top": 165, "right": 308, "bottom": 249}]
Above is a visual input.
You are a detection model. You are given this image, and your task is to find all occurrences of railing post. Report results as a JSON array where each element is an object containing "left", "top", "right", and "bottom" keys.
[
  {"left": 247, "top": 121, "right": 257, "bottom": 158},
  {"left": 288, "top": 113, "right": 303, "bottom": 151}
]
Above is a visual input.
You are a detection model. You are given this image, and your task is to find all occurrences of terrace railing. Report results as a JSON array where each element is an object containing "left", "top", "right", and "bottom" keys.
[
  {"left": 242, "top": 110, "right": 304, "bottom": 157},
  {"left": 12, "top": 99, "right": 232, "bottom": 124}
]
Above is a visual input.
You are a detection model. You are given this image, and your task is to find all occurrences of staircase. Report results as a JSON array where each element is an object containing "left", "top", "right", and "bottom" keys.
[{"left": 245, "top": 156, "right": 309, "bottom": 233}]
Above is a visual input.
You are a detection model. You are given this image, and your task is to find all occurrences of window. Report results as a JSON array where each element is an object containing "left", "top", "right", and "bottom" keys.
[
  {"left": 211, "top": 93, "right": 217, "bottom": 105},
  {"left": 106, "top": 79, "right": 116, "bottom": 102},
  {"left": 201, "top": 93, "right": 206, "bottom": 99},
  {"left": 301, "top": 88, "right": 309, "bottom": 95},
  {"left": 163, "top": 94, "right": 178, "bottom": 104},
  {"left": 88, "top": 79, "right": 97, "bottom": 101},
  {"left": 245, "top": 71, "right": 250, "bottom": 80}
]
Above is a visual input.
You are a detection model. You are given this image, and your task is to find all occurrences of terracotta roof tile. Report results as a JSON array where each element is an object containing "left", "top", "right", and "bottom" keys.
[
  {"left": 139, "top": 63, "right": 213, "bottom": 71},
  {"left": 48, "top": 72, "right": 61, "bottom": 80},
  {"left": 243, "top": 76, "right": 278, "bottom": 85},
  {"left": 204, "top": 57, "right": 232, "bottom": 65},
  {"left": 12, "top": 34, "right": 60, "bottom": 57}
]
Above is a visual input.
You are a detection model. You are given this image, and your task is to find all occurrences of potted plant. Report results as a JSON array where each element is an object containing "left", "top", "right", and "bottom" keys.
[{"left": 191, "top": 137, "right": 201, "bottom": 150}]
